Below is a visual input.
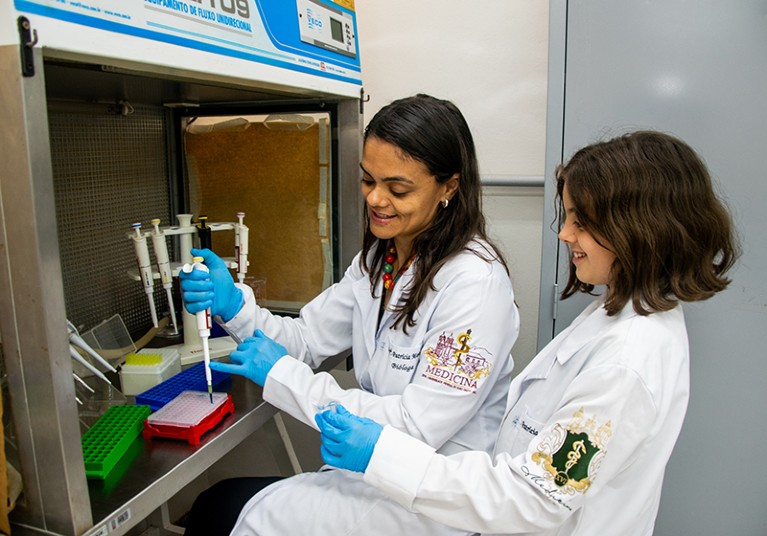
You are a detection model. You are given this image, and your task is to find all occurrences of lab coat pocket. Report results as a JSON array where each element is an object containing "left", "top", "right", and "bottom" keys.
[
  {"left": 377, "top": 340, "right": 421, "bottom": 393},
  {"left": 518, "top": 407, "right": 545, "bottom": 441},
  {"left": 501, "top": 405, "right": 547, "bottom": 458}
]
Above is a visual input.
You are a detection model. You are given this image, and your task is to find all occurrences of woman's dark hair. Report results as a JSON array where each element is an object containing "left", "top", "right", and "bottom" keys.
[
  {"left": 361, "top": 94, "right": 507, "bottom": 329},
  {"left": 557, "top": 130, "right": 739, "bottom": 315}
]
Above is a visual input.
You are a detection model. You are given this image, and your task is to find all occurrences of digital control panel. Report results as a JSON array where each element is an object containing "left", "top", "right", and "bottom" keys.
[{"left": 297, "top": 0, "right": 357, "bottom": 58}]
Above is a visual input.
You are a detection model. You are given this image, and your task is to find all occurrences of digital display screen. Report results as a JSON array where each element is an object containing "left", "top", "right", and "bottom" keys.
[{"left": 330, "top": 18, "right": 344, "bottom": 43}]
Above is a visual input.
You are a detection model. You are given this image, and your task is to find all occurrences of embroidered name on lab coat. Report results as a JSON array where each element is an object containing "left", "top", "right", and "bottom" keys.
[
  {"left": 421, "top": 330, "right": 492, "bottom": 393},
  {"left": 389, "top": 348, "right": 420, "bottom": 372}
]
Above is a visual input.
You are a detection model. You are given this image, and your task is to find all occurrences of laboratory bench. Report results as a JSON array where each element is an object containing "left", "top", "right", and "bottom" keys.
[
  {"left": 84, "top": 375, "right": 267, "bottom": 536},
  {"left": 71, "top": 353, "right": 347, "bottom": 536}
]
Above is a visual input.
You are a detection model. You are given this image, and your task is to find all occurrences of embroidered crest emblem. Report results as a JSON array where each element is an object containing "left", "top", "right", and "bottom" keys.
[
  {"left": 531, "top": 407, "right": 612, "bottom": 495},
  {"left": 422, "top": 330, "right": 492, "bottom": 392}
]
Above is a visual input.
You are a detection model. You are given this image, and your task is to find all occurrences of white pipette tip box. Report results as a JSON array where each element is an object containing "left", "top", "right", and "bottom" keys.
[
  {"left": 143, "top": 391, "right": 234, "bottom": 445},
  {"left": 119, "top": 347, "right": 182, "bottom": 396}
]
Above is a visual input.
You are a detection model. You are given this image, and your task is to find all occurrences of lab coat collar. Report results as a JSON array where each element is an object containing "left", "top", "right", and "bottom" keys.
[
  {"left": 352, "top": 275, "right": 380, "bottom": 358},
  {"left": 555, "top": 297, "right": 637, "bottom": 365},
  {"left": 376, "top": 267, "right": 416, "bottom": 335}
]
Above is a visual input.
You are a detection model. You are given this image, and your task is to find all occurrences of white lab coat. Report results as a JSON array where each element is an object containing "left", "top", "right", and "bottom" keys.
[
  {"left": 225, "top": 239, "right": 519, "bottom": 535},
  {"left": 364, "top": 298, "right": 690, "bottom": 536}
]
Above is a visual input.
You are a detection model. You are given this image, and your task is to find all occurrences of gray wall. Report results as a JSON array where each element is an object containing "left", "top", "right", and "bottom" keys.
[{"left": 539, "top": 1, "right": 767, "bottom": 534}]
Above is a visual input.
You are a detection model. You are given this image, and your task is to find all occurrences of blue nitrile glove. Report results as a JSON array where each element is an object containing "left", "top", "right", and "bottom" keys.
[
  {"left": 210, "top": 329, "right": 287, "bottom": 386},
  {"left": 178, "top": 248, "right": 243, "bottom": 322},
  {"left": 315, "top": 404, "right": 383, "bottom": 473}
]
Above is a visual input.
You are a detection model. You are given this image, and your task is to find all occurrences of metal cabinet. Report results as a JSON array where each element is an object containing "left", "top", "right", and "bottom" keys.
[
  {"left": 538, "top": 1, "right": 767, "bottom": 534},
  {"left": 0, "top": 2, "right": 363, "bottom": 533}
]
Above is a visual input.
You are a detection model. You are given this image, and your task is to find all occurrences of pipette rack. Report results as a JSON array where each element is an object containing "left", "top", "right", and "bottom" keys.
[
  {"left": 126, "top": 213, "right": 245, "bottom": 366},
  {"left": 81, "top": 404, "right": 152, "bottom": 480},
  {"left": 135, "top": 361, "right": 230, "bottom": 411}
]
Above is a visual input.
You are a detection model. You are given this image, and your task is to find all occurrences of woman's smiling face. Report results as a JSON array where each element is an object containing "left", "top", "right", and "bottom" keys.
[
  {"left": 558, "top": 183, "right": 617, "bottom": 286},
  {"left": 360, "top": 136, "right": 456, "bottom": 257}
]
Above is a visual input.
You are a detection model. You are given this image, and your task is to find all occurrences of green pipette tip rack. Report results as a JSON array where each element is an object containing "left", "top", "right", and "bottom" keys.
[{"left": 81, "top": 404, "right": 152, "bottom": 480}]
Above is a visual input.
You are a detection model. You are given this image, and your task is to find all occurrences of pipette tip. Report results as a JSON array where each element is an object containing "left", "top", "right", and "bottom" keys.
[{"left": 208, "top": 385, "right": 213, "bottom": 404}]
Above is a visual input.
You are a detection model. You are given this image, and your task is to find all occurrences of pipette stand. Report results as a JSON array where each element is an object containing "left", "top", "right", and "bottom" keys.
[{"left": 127, "top": 213, "right": 249, "bottom": 365}]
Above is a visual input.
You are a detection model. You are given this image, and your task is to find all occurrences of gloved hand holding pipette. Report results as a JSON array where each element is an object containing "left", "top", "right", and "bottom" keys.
[
  {"left": 178, "top": 248, "right": 244, "bottom": 322},
  {"left": 181, "top": 256, "right": 218, "bottom": 403},
  {"left": 315, "top": 404, "right": 383, "bottom": 473},
  {"left": 210, "top": 329, "right": 287, "bottom": 387}
]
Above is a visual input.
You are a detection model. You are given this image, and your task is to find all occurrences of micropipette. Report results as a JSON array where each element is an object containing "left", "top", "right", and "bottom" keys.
[
  {"left": 67, "top": 319, "right": 117, "bottom": 373},
  {"left": 235, "top": 212, "right": 249, "bottom": 284},
  {"left": 234, "top": 214, "right": 241, "bottom": 278},
  {"left": 69, "top": 345, "right": 112, "bottom": 385},
  {"left": 181, "top": 256, "right": 213, "bottom": 403},
  {"left": 73, "top": 372, "right": 95, "bottom": 394},
  {"left": 151, "top": 219, "right": 179, "bottom": 335},
  {"left": 131, "top": 223, "right": 159, "bottom": 328}
]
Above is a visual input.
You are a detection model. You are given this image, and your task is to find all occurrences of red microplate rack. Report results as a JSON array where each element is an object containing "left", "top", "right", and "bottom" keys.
[{"left": 143, "top": 391, "right": 234, "bottom": 445}]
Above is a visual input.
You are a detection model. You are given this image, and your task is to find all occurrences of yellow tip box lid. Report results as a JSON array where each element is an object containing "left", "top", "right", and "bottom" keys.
[{"left": 119, "top": 348, "right": 181, "bottom": 396}]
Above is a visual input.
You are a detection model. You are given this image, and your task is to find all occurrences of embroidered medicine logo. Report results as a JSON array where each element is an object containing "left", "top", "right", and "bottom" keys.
[
  {"left": 422, "top": 330, "right": 492, "bottom": 392},
  {"left": 531, "top": 407, "right": 611, "bottom": 496}
]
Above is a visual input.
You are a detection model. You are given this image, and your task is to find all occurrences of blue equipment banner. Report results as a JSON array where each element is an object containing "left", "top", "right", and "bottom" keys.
[{"left": 13, "top": 0, "right": 361, "bottom": 85}]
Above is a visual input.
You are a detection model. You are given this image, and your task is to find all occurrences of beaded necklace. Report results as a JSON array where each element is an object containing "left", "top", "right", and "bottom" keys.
[{"left": 382, "top": 243, "right": 416, "bottom": 290}]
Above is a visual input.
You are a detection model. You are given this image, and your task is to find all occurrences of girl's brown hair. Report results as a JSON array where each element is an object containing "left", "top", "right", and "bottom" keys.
[{"left": 557, "top": 130, "right": 739, "bottom": 316}]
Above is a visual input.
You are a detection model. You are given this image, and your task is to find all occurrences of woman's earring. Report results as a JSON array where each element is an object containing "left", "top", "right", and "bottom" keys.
[{"left": 442, "top": 198, "right": 449, "bottom": 208}]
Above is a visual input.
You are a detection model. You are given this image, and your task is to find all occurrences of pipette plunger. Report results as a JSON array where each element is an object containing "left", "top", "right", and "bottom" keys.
[
  {"left": 182, "top": 257, "right": 214, "bottom": 403},
  {"left": 197, "top": 215, "right": 212, "bottom": 250}
]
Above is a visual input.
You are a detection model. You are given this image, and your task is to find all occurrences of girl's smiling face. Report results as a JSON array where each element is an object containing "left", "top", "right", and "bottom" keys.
[
  {"left": 360, "top": 136, "right": 457, "bottom": 258},
  {"left": 558, "top": 183, "right": 617, "bottom": 286}
]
